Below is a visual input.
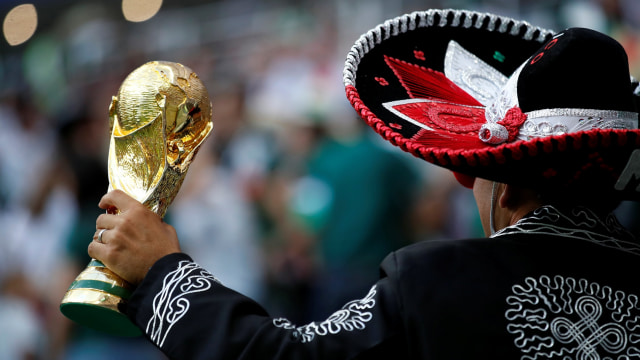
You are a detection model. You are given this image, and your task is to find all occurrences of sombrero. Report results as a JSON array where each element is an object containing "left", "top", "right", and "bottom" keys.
[{"left": 343, "top": 9, "right": 640, "bottom": 201}]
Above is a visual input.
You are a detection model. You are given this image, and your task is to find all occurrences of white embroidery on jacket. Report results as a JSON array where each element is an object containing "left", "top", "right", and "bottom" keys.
[
  {"left": 273, "top": 285, "right": 377, "bottom": 343},
  {"left": 506, "top": 275, "right": 640, "bottom": 360},
  {"left": 147, "top": 260, "right": 220, "bottom": 347},
  {"left": 492, "top": 206, "right": 640, "bottom": 256}
]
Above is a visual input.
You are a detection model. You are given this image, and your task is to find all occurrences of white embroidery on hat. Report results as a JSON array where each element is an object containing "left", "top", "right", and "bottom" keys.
[
  {"left": 506, "top": 275, "right": 640, "bottom": 359},
  {"left": 484, "top": 63, "right": 524, "bottom": 126},
  {"left": 444, "top": 40, "right": 508, "bottom": 106},
  {"left": 272, "top": 285, "right": 377, "bottom": 343},
  {"left": 147, "top": 260, "right": 221, "bottom": 348},
  {"left": 518, "top": 110, "right": 637, "bottom": 140}
]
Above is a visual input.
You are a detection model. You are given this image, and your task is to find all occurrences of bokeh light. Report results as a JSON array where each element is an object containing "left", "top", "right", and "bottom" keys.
[
  {"left": 122, "top": 0, "right": 162, "bottom": 22},
  {"left": 3, "top": 3, "right": 38, "bottom": 46}
]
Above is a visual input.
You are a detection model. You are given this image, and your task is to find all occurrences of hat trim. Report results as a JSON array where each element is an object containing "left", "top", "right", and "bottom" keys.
[
  {"left": 519, "top": 114, "right": 637, "bottom": 140},
  {"left": 343, "top": 9, "right": 553, "bottom": 89},
  {"left": 526, "top": 108, "right": 638, "bottom": 121},
  {"left": 347, "top": 83, "right": 640, "bottom": 169},
  {"left": 518, "top": 109, "right": 638, "bottom": 139}
]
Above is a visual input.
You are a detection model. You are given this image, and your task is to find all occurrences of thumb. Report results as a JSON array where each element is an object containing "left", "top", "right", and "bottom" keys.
[{"left": 98, "top": 189, "right": 141, "bottom": 214}]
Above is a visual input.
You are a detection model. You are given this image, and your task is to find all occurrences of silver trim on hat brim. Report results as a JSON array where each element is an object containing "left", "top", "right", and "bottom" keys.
[{"left": 343, "top": 9, "right": 553, "bottom": 89}]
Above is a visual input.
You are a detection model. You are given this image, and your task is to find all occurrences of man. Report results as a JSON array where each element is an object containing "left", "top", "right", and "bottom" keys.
[{"left": 89, "top": 9, "right": 640, "bottom": 359}]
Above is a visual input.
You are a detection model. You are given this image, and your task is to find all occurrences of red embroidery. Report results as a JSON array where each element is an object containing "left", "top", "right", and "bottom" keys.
[
  {"left": 530, "top": 53, "right": 544, "bottom": 65},
  {"left": 384, "top": 56, "right": 482, "bottom": 106},
  {"left": 497, "top": 107, "right": 528, "bottom": 142},
  {"left": 414, "top": 50, "right": 426, "bottom": 61},
  {"left": 393, "top": 101, "right": 484, "bottom": 133},
  {"left": 544, "top": 38, "right": 558, "bottom": 50},
  {"left": 389, "top": 123, "right": 402, "bottom": 129},
  {"left": 375, "top": 77, "right": 389, "bottom": 86},
  {"left": 530, "top": 34, "right": 563, "bottom": 65},
  {"left": 383, "top": 56, "right": 485, "bottom": 149},
  {"left": 480, "top": 128, "right": 492, "bottom": 140}
]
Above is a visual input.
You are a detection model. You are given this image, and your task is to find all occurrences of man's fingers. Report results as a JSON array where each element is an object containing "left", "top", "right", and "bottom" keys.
[
  {"left": 93, "top": 228, "right": 108, "bottom": 244},
  {"left": 88, "top": 236, "right": 107, "bottom": 262},
  {"left": 96, "top": 212, "right": 119, "bottom": 232},
  {"left": 98, "top": 189, "right": 140, "bottom": 213}
]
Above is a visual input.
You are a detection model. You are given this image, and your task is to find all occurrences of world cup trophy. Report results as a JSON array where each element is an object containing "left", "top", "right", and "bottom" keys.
[{"left": 60, "top": 61, "right": 213, "bottom": 336}]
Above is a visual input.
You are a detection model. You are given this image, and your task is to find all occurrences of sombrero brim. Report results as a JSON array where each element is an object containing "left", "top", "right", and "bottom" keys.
[{"left": 343, "top": 9, "right": 640, "bottom": 198}]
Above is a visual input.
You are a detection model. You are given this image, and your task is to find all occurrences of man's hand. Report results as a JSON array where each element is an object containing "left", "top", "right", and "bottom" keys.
[{"left": 88, "top": 190, "right": 181, "bottom": 285}]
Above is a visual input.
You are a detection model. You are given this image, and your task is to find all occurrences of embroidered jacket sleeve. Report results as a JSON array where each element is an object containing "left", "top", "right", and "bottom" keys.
[{"left": 126, "top": 253, "right": 405, "bottom": 360}]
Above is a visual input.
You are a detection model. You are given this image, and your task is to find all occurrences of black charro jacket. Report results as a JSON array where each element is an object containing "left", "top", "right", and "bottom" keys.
[{"left": 126, "top": 206, "right": 640, "bottom": 359}]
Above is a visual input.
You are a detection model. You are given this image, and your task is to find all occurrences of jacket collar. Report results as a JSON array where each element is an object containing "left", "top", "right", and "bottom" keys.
[{"left": 491, "top": 205, "right": 640, "bottom": 255}]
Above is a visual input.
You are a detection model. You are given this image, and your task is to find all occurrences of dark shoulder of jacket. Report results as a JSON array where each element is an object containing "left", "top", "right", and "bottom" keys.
[{"left": 379, "top": 237, "right": 490, "bottom": 277}]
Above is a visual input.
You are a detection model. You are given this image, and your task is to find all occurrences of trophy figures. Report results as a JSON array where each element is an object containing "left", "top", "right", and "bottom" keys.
[{"left": 60, "top": 61, "right": 213, "bottom": 336}]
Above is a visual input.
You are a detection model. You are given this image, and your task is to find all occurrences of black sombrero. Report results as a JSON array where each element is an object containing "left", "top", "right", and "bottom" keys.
[{"left": 343, "top": 9, "right": 640, "bottom": 200}]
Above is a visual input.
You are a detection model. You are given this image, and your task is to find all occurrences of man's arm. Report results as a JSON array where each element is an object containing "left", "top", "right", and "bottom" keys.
[
  {"left": 89, "top": 190, "right": 404, "bottom": 360},
  {"left": 127, "top": 254, "right": 403, "bottom": 360}
]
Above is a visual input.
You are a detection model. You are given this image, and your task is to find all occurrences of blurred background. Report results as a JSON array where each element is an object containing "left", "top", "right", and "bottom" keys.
[{"left": 0, "top": 0, "right": 639, "bottom": 359}]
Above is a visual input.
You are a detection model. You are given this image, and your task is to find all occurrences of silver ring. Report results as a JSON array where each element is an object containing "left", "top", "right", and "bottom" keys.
[{"left": 97, "top": 229, "right": 107, "bottom": 244}]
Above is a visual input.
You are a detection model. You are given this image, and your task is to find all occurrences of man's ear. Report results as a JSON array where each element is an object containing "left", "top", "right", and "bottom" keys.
[
  {"left": 498, "top": 183, "right": 517, "bottom": 209},
  {"left": 499, "top": 183, "right": 541, "bottom": 210}
]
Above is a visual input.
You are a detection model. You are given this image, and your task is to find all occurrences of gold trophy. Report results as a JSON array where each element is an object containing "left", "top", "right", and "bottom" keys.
[{"left": 60, "top": 61, "right": 213, "bottom": 336}]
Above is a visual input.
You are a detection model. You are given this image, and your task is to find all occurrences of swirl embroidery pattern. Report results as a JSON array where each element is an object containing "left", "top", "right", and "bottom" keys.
[
  {"left": 506, "top": 275, "right": 640, "bottom": 359},
  {"left": 272, "top": 285, "right": 377, "bottom": 343},
  {"left": 147, "top": 260, "right": 220, "bottom": 347},
  {"left": 493, "top": 206, "right": 640, "bottom": 256}
]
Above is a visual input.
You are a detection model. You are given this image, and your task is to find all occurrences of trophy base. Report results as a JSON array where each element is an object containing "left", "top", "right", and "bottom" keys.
[
  {"left": 60, "top": 290, "right": 142, "bottom": 337},
  {"left": 60, "top": 260, "right": 142, "bottom": 337}
]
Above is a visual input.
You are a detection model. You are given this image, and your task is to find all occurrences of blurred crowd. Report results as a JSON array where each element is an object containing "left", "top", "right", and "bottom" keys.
[{"left": 1, "top": 0, "right": 640, "bottom": 359}]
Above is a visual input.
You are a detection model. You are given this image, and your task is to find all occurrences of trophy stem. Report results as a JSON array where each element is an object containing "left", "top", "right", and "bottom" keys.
[{"left": 60, "top": 259, "right": 142, "bottom": 337}]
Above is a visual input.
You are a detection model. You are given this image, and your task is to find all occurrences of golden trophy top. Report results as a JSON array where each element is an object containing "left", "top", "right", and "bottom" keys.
[{"left": 108, "top": 61, "right": 213, "bottom": 217}]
